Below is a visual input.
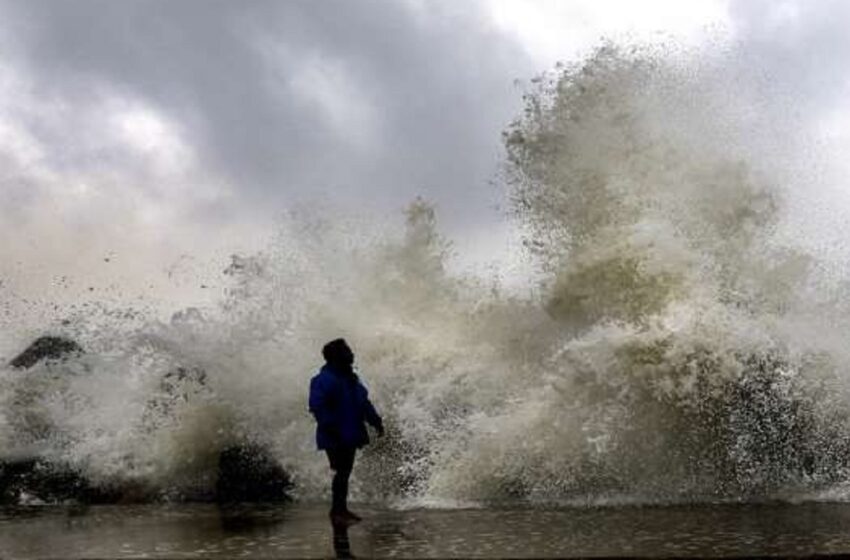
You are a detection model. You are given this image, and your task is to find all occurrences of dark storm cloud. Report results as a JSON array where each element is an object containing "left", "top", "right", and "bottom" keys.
[{"left": 1, "top": 0, "right": 532, "bottom": 226}]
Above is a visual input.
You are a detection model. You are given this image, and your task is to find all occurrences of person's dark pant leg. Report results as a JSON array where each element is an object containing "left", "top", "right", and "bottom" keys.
[{"left": 326, "top": 447, "right": 356, "bottom": 514}]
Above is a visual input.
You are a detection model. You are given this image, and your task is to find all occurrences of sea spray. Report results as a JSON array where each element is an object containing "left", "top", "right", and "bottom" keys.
[
  {"left": 2, "top": 43, "right": 850, "bottom": 506},
  {"left": 493, "top": 43, "right": 850, "bottom": 502}
]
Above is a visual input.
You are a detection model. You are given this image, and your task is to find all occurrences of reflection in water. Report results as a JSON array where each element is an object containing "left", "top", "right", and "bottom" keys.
[
  {"left": 332, "top": 520, "right": 354, "bottom": 558},
  {"left": 218, "top": 503, "right": 287, "bottom": 533}
]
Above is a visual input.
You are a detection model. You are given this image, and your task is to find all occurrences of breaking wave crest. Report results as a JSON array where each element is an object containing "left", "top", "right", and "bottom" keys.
[{"left": 3, "top": 43, "right": 850, "bottom": 506}]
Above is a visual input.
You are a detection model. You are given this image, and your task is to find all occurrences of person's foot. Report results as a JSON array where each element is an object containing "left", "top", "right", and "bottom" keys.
[
  {"left": 329, "top": 510, "right": 361, "bottom": 526},
  {"left": 343, "top": 509, "right": 362, "bottom": 522}
]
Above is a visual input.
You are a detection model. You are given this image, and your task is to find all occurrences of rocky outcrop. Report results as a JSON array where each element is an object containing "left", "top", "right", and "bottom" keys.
[
  {"left": 215, "top": 444, "right": 292, "bottom": 503},
  {"left": 0, "top": 445, "right": 294, "bottom": 505},
  {"left": 0, "top": 458, "right": 153, "bottom": 505},
  {"left": 0, "top": 459, "right": 89, "bottom": 504},
  {"left": 9, "top": 336, "right": 83, "bottom": 369},
  {"left": 3, "top": 336, "right": 293, "bottom": 505}
]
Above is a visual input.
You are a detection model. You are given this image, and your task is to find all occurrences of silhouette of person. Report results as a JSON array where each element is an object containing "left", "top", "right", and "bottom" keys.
[{"left": 309, "top": 338, "right": 384, "bottom": 525}]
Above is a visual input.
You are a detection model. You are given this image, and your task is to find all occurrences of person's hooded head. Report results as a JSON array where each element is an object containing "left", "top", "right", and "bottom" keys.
[{"left": 323, "top": 338, "right": 355, "bottom": 372}]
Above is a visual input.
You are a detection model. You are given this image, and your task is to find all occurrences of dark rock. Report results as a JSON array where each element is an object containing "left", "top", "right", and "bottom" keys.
[
  {"left": 10, "top": 336, "right": 83, "bottom": 369},
  {"left": 216, "top": 444, "right": 292, "bottom": 503},
  {"left": 0, "top": 459, "right": 89, "bottom": 504},
  {"left": 0, "top": 458, "right": 163, "bottom": 505}
]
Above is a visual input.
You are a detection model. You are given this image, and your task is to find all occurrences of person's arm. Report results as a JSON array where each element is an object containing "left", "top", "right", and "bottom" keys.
[
  {"left": 309, "top": 376, "right": 336, "bottom": 429},
  {"left": 361, "top": 385, "right": 384, "bottom": 436}
]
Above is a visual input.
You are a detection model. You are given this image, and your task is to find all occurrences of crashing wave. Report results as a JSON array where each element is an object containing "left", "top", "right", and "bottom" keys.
[{"left": 2, "top": 43, "right": 850, "bottom": 506}]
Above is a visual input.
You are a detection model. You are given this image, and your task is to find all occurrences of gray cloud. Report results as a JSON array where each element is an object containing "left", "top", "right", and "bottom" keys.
[
  {"left": 3, "top": 0, "right": 849, "bottom": 294},
  {"left": 0, "top": 0, "right": 532, "bottom": 231},
  {"left": 728, "top": 0, "right": 850, "bottom": 114}
]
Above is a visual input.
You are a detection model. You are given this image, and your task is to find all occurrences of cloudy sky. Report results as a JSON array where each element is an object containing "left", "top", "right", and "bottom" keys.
[{"left": 0, "top": 0, "right": 849, "bottom": 331}]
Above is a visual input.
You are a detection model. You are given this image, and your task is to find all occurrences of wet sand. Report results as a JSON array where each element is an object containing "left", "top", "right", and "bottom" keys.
[{"left": 4, "top": 502, "right": 850, "bottom": 557}]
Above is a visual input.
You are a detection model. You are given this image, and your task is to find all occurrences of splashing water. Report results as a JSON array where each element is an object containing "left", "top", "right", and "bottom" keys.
[{"left": 3, "top": 43, "right": 850, "bottom": 507}]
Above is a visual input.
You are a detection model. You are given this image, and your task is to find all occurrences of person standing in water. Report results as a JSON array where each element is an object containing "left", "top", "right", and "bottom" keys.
[{"left": 309, "top": 338, "right": 384, "bottom": 524}]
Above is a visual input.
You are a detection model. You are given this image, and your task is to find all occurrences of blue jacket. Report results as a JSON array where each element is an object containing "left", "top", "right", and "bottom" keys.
[{"left": 309, "top": 365, "right": 383, "bottom": 450}]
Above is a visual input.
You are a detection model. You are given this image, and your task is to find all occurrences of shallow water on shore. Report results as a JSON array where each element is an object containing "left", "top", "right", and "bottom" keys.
[{"left": 4, "top": 502, "right": 850, "bottom": 558}]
